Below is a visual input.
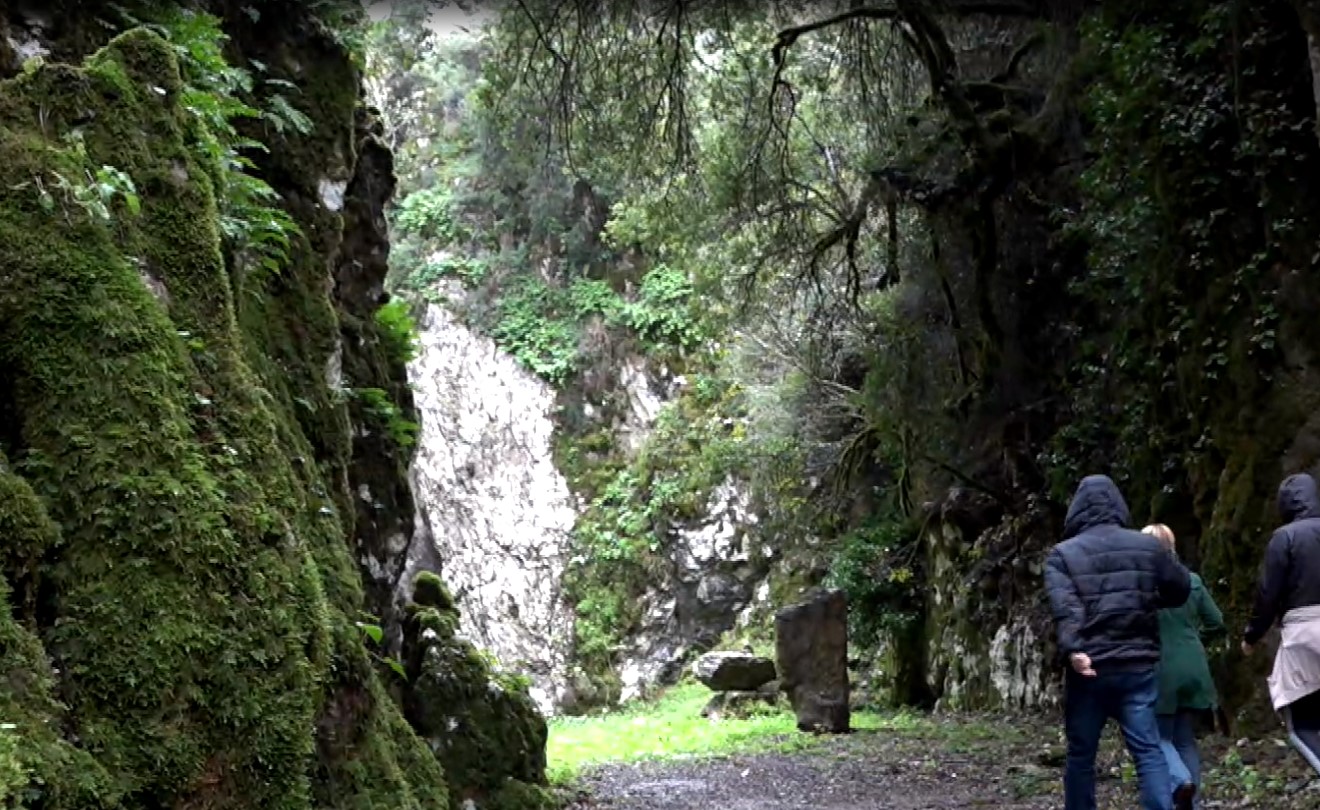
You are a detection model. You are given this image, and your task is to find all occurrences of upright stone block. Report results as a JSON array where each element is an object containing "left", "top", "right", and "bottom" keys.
[{"left": 775, "top": 588, "right": 850, "bottom": 733}]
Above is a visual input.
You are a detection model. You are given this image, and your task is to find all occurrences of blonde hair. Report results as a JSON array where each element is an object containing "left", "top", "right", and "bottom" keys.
[{"left": 1142, "top": 523, "right": 1176, "bottom": 554}]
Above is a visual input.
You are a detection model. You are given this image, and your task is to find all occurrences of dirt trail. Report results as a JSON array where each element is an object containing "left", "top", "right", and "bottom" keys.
[
  {"left": 562, "top": 714, "right": 1320, "bottom": 809},
  {"left": 566, "top": 750, "right": 1054, "bottom": 809}
]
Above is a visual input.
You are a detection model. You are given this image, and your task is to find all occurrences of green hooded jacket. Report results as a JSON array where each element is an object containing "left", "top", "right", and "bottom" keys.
[{"left": 1156, "top": 571, "right": 1226, "bottom": 715}]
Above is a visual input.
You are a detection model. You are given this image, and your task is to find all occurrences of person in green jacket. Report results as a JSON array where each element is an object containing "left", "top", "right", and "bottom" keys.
[{"left": 1143, "top": 524, "right": 1226, "bottom": 810}]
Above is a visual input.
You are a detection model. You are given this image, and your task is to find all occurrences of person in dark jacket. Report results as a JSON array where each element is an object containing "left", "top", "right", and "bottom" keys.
[
  {"left": 1242, "top": 473, "right": 1320, "bottom": 775},
  {"left": 1045, "top": 475, "right": 1192, "bottom": 810}
]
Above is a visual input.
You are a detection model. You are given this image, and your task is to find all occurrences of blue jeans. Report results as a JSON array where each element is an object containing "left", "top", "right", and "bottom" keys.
[
  {"left": 1158, "top": 712, "right": 1197, "bottom": 805},
  {"left": 1283, "top": 691, "right": 1320, "bottom": 776},
  {"left": 1064, "top": 668, "right": 1172, "bottom": 810}
]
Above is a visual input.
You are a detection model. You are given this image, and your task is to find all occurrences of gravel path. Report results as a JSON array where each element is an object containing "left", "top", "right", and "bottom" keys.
[
  {"left": 566, "top": 752, "right": 1053, "bottom": 809},
  {"left": 561, "top": 714, "right": 1320, "bottom": 809}
]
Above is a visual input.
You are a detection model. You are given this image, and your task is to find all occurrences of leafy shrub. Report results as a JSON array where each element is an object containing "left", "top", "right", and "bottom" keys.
[
  {"left": 485, "top": 276, "right": 625, "bottom": 385},
  {"left": 352, "top": 387, "right": 420, "bottom": 449},
  {"left": 824, "top": 518, "right": 924, "bottom": 649},
  {"left": 395, "top": 187, "right": 466, "bottom": 243},
  {"left": 0, "top": 724, "right": 26, "bottom": 805},
  {"left": 374, "top": 298, "right": 419, "bottom": 366},
  {"left": 619, "top": 264, "right": 704, "bottom": 350},
  {"left": 405, "top": 256, "right": 489, "bottom": 290}
]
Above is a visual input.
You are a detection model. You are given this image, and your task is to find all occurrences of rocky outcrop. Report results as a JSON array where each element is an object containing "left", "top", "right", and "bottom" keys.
[
  {"left": 616, "top": 476, "right": 772, "bottom": 702},
  {"left": 333, "top": 103, "right": 431, "bottom": 621},
  {"left": 408, "top": 300, "right": 577, "bottom": 714},
  {"left": 777, "top": 590, "right": 851, "bottom": 733},
  {"left": 922, "top": 491, "right": 1058, "bottom": 711},
  {"left": 0, "top": 22, "right": 447, "bottom": 803},
  {"left": 400, "top": 573, "right": 552, "bottom": 809}
]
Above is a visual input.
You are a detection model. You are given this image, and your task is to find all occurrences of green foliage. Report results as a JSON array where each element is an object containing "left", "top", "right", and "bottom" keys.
[
  {"left": 352, "top": 387, "right": 421, "bottom": 449},
  {"left": 617, "top": 265, "right": 704, "bottom": 350},
  {"left": 372, "top": 13, "right": 715, "bottom": 387},
  {"left": 375, "top": 298, "right": 420, "bottom": 365},
  {"left": 1044, "top": 2, "right": 1313, "bottom": 508},
  {"left": 0, "top": 724, "right": 24, "bottom": 804},
  {"left": 407, "top": 256, "right": 489, "bottom": 290},
  {"left": 115, "top": 5, "right": 308, "bottom": 289},
  {"left": 37, "top": 135, "right": 141, "bottom": 223},
  {"left": 823, "top": 519, "right": 923, "bottom": 648},
  {"left": 477, "top": 276, "right": 614, "bottom": 384},
  {"left": 395, "top": 186, "right": 466, "bottom": 243}
]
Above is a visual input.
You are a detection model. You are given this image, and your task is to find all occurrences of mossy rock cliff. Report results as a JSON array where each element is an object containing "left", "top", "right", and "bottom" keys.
[
  {"left": 401, "top": 574, "right": 553, "bottom": 810},
  {"left": 0, "top": 18, "right": 546, "bottom": 810}
]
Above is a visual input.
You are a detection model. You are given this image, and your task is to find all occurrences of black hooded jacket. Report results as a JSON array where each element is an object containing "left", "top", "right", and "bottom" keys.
[
  {"left": 1244, "top": 473, "right": 1320, "bottom": 644},
  {"left": 1044, "top": 475, "right": 1192, "bottom": 669}
]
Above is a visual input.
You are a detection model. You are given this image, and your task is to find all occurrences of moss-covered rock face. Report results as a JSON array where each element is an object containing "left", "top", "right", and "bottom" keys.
[
  {"left": 0, "top": 28, "right": 451, "bottom": 806},
  {"left": 401, "top": 578, "right": 552, "bottom": 810},
  {"left": 0, "top": 456, "right": 117, "bottom": 806},
  {"left": 0, "top": 9, "right": 549, "bottom": 805}
]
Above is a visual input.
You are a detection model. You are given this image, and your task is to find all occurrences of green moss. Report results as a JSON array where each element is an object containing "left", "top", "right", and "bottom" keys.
[
  {"left": 313, "top": 625, "right": 449, "bottom": 810},
  {"left": 406, "top": 634, "right": 548, "bottom": 810},
  {"left": 0, "top": 461, "right": 118, "bottom": 807},
  {"left": 482, "top": 780, "right": 557, "bottom": 810},
  {"left": 399, "top": 576, "right": 549, "bottom": 810},
  {"left": 413, "top": 571, "right": 457, "bottom": 611},
  {"left": 0, "top": 28, "right": 448, "bottom": 807},
  {"left": 407, "top": 604, "right": 461, "bottom": 641}
]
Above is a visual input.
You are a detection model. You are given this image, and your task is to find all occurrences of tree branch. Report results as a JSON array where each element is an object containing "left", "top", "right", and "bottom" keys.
[
  {"left": 770, "top": 0, "right": 1043, "bottom": 70},
  {"left": 992, "top": 29, "right": 1046, "bottom": 83}
]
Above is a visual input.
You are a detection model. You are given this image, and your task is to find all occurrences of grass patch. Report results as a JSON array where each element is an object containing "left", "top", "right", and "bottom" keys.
[
  {"left": 544, "top": 683, "right": 1021, "bottom": 787},
  {"left": 547, "top": 683, "right": 824, "bottom": 784}
]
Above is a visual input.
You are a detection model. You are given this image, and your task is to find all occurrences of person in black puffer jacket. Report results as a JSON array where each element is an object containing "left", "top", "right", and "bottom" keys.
[
  {"left": 1242, "top": 473, "right": 1320, "bottom": 777},
  {"left": 1045, "top": 474, "right": 1192, "bottom": 810}
]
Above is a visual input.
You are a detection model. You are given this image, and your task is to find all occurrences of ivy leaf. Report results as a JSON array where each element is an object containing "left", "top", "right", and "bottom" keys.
[{"left": 355, "top": 621, "right": 384, "bottom": 644}]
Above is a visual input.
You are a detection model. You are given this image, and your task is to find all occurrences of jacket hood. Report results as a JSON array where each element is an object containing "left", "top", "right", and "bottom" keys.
[
  {"left": 1063, "top": 474, "right": 1132, "bottom": 539},
  {"left": 1278, "top": 473, "right": 1320, "bottom": 523}
]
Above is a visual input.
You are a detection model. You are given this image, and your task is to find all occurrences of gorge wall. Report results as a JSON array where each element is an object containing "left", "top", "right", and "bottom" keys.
[
  {"left": 407, "top": 297, "right": 577, "bottom": 714},
  {"left": 403, "top": 289, "right": 778, "bottom": 712},
  {"left": 0, "top": 1, "right": 550, "bottom": 806}
]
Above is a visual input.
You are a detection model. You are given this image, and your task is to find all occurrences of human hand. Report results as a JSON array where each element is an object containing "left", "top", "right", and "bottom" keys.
[
  {"left": 1241, "top": 640, "right": 1254, "bottom": 656},
  {"left": 1070, "top": 652, "right": 1096, "bottom": 677}
]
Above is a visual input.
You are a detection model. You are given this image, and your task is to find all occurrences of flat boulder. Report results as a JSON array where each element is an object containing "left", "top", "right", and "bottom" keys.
[
  {"left": 692, "top": 651, "right": 777, "bottom": 691},
  {"left": 776, "top": 588, "right": 850, "bottom": 733}
]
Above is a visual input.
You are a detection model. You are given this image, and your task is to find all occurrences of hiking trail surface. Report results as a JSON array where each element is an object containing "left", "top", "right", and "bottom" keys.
[{"left": 561, "top": 712, "right": 1320, "bottom": 809}]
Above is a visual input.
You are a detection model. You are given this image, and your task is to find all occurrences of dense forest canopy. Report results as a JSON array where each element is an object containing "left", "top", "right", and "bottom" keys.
[{"left": 369, "top": 0, "right": 1320, "bottom": 717}]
